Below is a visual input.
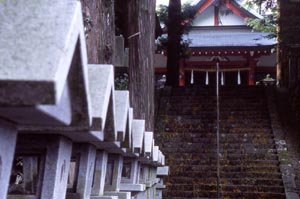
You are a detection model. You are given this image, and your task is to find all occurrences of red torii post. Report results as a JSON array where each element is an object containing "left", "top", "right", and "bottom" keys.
[
  {"left": 179, "top": 59, "right": 185, "bottom": 86},
  {"left": 248, "top": 57, "right": 257, "bottom": 85}
]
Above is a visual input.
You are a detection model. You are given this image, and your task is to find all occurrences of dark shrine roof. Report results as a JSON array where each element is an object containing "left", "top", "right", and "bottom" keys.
[{"left": 185, "top": 31, "right": 276, "bottom": 48}]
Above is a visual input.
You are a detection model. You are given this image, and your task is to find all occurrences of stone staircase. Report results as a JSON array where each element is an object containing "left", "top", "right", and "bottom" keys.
[{"left": 155, "top": 86, "right": 286, "bottom": 199}]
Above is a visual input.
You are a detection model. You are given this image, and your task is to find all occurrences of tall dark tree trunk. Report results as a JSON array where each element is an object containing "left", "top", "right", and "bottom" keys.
[
  {"left": 166, "top": 0, "right": 181, "bottom": 86},
  {"left": 127, "top": 0, "right": 156, "bottom": 131},
  {"left": 80, "top": 0, "right": 115, "bottom": 64}
]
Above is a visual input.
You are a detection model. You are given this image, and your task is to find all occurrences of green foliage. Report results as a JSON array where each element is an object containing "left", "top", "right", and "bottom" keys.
[
  {"left": 245, "top": 0, "right": 300, "bottom": 46},
  {"left": 156, "top": 4, "right": 168, "bottom": 26},
  {"left": 246, "top": 16, "right": 277, "bottom": 37},
  {"left": 243, "top": 0, "right": 277, "bottom": 13},
  {"left": 244, "top": 0, "right": 278, "bottom": 38},
  {"left": 114, "top": 73, "right": 129, "bottom": 90}
]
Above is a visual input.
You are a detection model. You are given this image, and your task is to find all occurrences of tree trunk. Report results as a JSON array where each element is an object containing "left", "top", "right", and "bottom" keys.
[
  {"left": 166, "top": 0, "right": 182, "bottom": 86},
  {"left": 80, "top": 0, "right": 115, "bottom": 64},
  {"left": 127, "top": 0, "right": 156, "bottom": 131}
]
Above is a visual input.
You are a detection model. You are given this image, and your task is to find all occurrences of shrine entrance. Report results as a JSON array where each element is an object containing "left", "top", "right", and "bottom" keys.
[
  {"left": 184, "top": 70, "right": 249, "bottom": 86},
  {"left": 179, "top": 59, "right": 253, "bottom": 86}
]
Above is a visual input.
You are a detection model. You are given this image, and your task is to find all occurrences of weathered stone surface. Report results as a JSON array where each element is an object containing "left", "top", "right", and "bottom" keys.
[
  {"left": 144, "top": 131, "right": 153, "bottom": 158},
  {"left": 131, "top": 120, "right": 145, "bottom": 154},
  {"left": 157, "top": 166, "right": 169, "bottom": 176},
  {"left": 41, "top": 136, "right": 72, "bottom": 199},
  {"left": 0, "top": 0, "right": 84, "bottom": 106},
  {"left": 152, "top": 146, "right": 159, "bottom": 162},
  {"left": 104, "top": 191, "right": 131, "bottom": 199},
  {"left": 121, "top": 158, "right": 138, "bottom": 184},
  {"left": 105, "top": 155, "right": 123, "bottom": 192},
  {"left": 286, "top": 192, "right": 300, "bottom": 199},
  {"left": 91, "top": 151, "right": 108, "bottom": 196},
  {"left": 120, "top": 184, "right": 145, "bottom": 192},
  {"left": 115, "top": 91, "right": 129, "bottom": 142},
  {"left": 134, "top": 191, "right": 146, "bottom": 199},
  {"left": 90, "top": 196, "right": 118, "bottom": 199},
  {"left": 122, "top": 108, "right": 133, "bottom": 149},
  {"left": 88, "top": 64, "right": 116, "bottom": 141},
  {"left": 73, "top": 144, "right": 97, "bottom": 199},
  {"left": 0, "top": 121, "right": 17, "bottom": 199},
  {"left": 0, "top": 82, "right": 72, "bottom": 126}
]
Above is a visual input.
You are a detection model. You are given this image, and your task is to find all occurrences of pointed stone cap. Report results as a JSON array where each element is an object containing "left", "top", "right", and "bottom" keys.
[
  {"left": 131, "top": 119, "right": 145, "bottom": 154},
  {"left": 0, "top": 1, "right": 85, "bottom": 106},
  {"left": 88, "top": 64, "right": 115, "bottom": 141},
  {"left": 115, "top": 91, "right": 129, "bottom": 142},
  {"left": 144, "top": 131, "right": 153, "bottom": 159}
]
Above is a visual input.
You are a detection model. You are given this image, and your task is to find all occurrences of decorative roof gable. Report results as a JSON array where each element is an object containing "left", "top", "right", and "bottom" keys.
[{"left": 194, "top": 0, "right": 261, "bottom": 20}]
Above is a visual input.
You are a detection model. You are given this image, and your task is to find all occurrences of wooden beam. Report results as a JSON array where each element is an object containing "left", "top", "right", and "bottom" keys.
[
  {"left": 214, "top": 6, "right": 219, "bottom": 26},
  {"left": 184, "top": 67, "right": 250, "bottom": 72},
  {"left": 185, "top": 60, "right": 248, "bottom": 67},
  {"left": 155, "top": 68, "right": 167, "bottom": 74},
  {"left": 224, "top": 0, "right": 252, "bottom": 19},
  {"left": 196, "top": 0, "right": 215, "bottom": 15}
]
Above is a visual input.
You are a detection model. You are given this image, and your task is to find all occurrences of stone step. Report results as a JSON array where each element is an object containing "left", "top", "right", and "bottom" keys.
[
  {"left": 168, "top": 159, "right": 280, "bottom": 167},
  {"left": 161, "top": 133, "right": 275, "bottom": 141},
  {"left": 161, "top": 146, "right": 277, "bottom": 155},
  {"left": 164, "top": 103, "right": 268, "bottom": 109},
  {"left": 162, "top": 190, "right": 217, "bottom": 198},
  {"left": 165, "top": 184, "right": 285, "bottom": 194},
  {"left": 167, "top": 165, "right": 280, "bottom": 173},
  {"left": 164, "top": 107, "right": 270, "bottom": 112},
  {"left": 156, "top": 86, "right": 285, "bottom": 199},
  {"left": 221, "top": 165, "right": 280, "bottom": 173},
  {"left": 167, "top": 177, "right": 217, "bottom": 184},
  {"left": 221, "top": 171, "right": 283, "bottom": 179},
  {"left": 165, "top": 150, "right": 279, "bottom": 157},
  {"left": 221, "top": 178, "right": 284, "bottom": 187},
  {"left": 168, "top": 170, "right": 283, "bottom": 180},
  {"left": 166, "top": 177, "right": 283, "bottom": 188},
  {"left": 221, "top": 191, "right": 286, "bottom": 199},
  {"left": 162, "top": 142, "right": 276, "bottom": 150},
  {"left": 167, "top": 178, "right": 281, "bottom": 187},
  {"left": 159, "top": 131, "right": 274, "bottom": 139}
]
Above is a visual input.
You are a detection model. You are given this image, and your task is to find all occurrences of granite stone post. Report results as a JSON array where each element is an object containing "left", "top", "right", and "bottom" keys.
[
  {"left": 91, "top": 151, "right": 108, "bottom": 196},
  {"left": 0, "top": 121, "right": 17, "bottom": 199},
  {"left": 74, "top": 144, "right": 97, "bottom": 199},
  {"left": 105, "top": 154, "right": 123, "bottom": 192},
  {"left": 41, "top": 136, "right": 72, "bottom": 199}
]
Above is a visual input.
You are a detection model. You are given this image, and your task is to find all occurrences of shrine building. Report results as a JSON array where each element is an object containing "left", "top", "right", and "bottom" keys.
[{"left": 155, "top": 0, "right": 277, "bottom": 86}]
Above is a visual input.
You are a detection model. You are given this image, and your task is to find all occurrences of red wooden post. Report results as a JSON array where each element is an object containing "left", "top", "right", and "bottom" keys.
[
  {"left": 248, "top": 58, "right": 256, "bottom": 85},
  {"left": 179, "top": 59, "right": 185, "bottom": 86}
]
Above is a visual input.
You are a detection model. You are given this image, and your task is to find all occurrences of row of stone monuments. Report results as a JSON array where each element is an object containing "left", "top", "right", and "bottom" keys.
[{"left": 0, "top": 1, "right": 168, "bottom": 199}]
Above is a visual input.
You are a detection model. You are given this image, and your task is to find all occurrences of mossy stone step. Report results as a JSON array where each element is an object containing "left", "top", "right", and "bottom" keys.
[
  {"left": 220, "top": 178, "right": 283, "bottom": 186},
  {"left": 163, "top": 190, "right": 217, "bottom": 198},
  {"left": 156, "top": 86, "right": 285, "bottom": 199},
  {"left": 221, "top": 191, "right": 286, "bottom": 199},
  {"left": 221, "top": 171, "right": 282, "bottom": 179}
]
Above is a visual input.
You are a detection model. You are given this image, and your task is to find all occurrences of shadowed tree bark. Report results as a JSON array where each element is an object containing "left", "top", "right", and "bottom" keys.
[{"left": 166, "top": 0, "right": 181, "bottom": 86}]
